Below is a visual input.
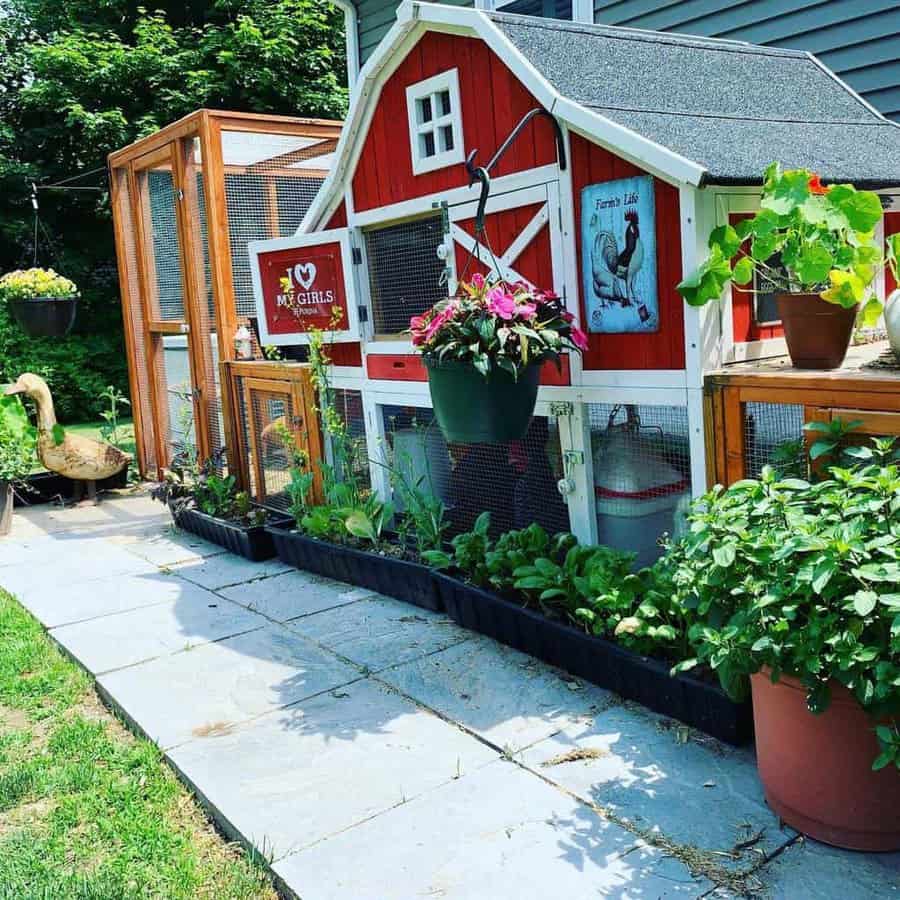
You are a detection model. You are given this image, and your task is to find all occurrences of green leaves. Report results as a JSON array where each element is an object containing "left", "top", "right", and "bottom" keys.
[
  {"left": 678, "top": 163, "right": 889, "bottom": 307},
  {"left": 676, "top": 244, "right": 733, "bottom": 306}
]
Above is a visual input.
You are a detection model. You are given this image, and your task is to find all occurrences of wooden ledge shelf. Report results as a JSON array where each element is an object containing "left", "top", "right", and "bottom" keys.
[{"left": 704, "top": 341, "right": 900, "bottom": 487}]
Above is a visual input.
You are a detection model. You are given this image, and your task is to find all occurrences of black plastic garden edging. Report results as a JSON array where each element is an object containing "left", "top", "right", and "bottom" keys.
[
  {"left": 432, "top": 571, "right": 753, "bottom": 746},
  {"left": 266, "top": 523, "right": 442, "bottom": 612},
  {"left": 176, "top": 507, "right": 291, "bottom": 562}
]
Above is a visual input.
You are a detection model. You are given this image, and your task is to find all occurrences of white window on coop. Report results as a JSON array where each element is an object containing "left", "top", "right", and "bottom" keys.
[{"left": 406, "top": 69, "right": 465, "bottom": 175}]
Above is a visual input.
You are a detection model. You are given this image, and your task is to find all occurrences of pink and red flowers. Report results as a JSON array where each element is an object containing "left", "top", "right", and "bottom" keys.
[{"left": 408, "top": 276, "right": 587, "bottom": 379}]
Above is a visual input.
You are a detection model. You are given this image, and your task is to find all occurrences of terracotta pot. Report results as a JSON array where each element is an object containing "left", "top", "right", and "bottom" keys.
[
  {"left": 751, "top": 670, "right": 900, "bottom": 851},
  {"left": 775, "top": 292, "right": 857, "bottom": 369}
]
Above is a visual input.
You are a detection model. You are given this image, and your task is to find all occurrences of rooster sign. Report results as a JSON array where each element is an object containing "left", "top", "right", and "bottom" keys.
[{"left": 581, "top": 175, "right": 659, "bottom": 334}]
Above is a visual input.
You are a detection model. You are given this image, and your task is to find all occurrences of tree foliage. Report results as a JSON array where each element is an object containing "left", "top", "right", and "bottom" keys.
[{"left": 0, "top": 0, "right": 348, "bottom": 420}]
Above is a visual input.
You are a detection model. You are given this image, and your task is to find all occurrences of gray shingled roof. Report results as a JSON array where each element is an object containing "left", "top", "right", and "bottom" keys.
[{"left": 488, "top": 13, "right": 900, "bottom": 188}]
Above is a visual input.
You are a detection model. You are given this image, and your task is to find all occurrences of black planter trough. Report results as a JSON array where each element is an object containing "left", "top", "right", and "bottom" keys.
[
  {"left": 14, "top": 467, "right": 130, "bottom": 507},
  {"left": 9, "top": 296, "right": 78, "bottom": 337},
  {"left": 266, "top": 523, "right": 442, "bottom": 612},
  {"left": 433, "top": 571, "right": 753, "bottom": 746},
  {"left": 174, "top": 506, "right": 290, "bottom": 562}
]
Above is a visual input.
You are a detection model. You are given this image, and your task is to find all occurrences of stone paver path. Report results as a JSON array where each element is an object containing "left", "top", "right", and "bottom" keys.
[{"left": 4, "top": 492, "right": 898, "bottom": 899}]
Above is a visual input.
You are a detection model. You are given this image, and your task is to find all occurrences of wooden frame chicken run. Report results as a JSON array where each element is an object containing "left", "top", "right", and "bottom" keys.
[{"left": 108, "top": 110, "right": 342, "bottom": 481}]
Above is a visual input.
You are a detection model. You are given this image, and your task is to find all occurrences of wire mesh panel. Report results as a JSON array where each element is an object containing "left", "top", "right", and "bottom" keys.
[
  {"left": 113, "top": 169, "right": 157, "bottom": 473},
  {"left": 329, "top": 389, "right": 370, "bottom": 492},
  {"left": 380, "top": 406, "right": 568, "bottom": 537},
  {"left": 365, "top": 215, "right": 447, "bottom": 335},
  {"left": 588, "top": 403, "right": 691, "bottom": 567},
  {"left": 743, "top": 401, "right": 806, "bottom": 479},
  {"left": 161, "top": 338, "right": 196, "bottom": 458},
  {"left": 222, "top": 130, "right": 330, "bottom": 318},
  {"left": 187, "top": 140, "right": 224, "bottom": 466},
  {"left": 146, "top": 170, "right": 186, "bottom": 321}
]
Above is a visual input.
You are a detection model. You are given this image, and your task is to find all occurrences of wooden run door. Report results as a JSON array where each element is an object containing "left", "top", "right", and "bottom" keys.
[
  {"left": 130, "top": 138, "right": 218, "bottom": 470},
  {"left": 229, "top": 364, "right": 324, "bottom": 508}
]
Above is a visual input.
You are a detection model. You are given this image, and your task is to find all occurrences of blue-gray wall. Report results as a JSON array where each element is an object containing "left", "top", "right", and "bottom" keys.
[
  {"left": 357, "top": 0, "right": 474, "bottom": 66},
  {"left": 353, "top": 0, "right": 900, "bottom": 122},
  {"left": 593, "top": 0, "right": 900, "bottom": 121}
]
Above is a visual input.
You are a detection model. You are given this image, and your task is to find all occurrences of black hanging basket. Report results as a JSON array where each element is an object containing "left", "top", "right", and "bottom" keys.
[
  {"left": 424, "top": 357, "right": 541, "bottom": 444},
  {"left": 8, "top": 296, "right": 78, "bottom": 338}
]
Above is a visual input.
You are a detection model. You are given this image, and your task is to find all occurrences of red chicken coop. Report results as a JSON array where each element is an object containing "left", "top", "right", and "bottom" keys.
[{"left": 126, "top": 4, "right": 900, "bottom": 567}]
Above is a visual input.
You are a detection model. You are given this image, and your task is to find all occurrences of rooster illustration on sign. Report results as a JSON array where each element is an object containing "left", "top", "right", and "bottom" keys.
[
  {"left": 590, "top": 208, "right": 646, "bottom": 315},
  {"left": 581, "top": 175, "right": 658, "bottom": 334}
]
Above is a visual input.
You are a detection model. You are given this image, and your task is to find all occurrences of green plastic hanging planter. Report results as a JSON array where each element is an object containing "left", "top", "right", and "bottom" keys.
[{"left": 424, "top": 357, "right": 541, "bottom": 443}]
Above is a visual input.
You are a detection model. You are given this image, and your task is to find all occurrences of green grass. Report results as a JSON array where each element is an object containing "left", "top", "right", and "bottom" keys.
[
  {"left": 64, "top": 418, "right": 138, "bottom": 459},
  {"left": 0, "top": 589, "right": 277, "bottom": 900}
]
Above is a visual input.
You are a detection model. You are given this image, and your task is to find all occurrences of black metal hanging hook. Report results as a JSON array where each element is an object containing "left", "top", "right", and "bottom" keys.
[{"left": 464, "top": 108, "right": 567, "bottom": 240}]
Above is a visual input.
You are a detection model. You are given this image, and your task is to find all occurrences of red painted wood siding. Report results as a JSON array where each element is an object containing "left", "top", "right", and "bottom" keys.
[
  {"left": 453, "top": 203, "right": 552, "bottom": 289},
  {"left": 352, "top": 32, "right": 558, "bottom": 212},
  {"left": 571, "top": 134, "right": 685, "bottom": 371},
  {"left": 326, "top": 202, "right": 347, "bottom": 230},
  {"left": 365, "top": 353, "right": 569, "bottom": 385},
  {"left": 329, "top": 342, "right": 362, "bottom": 367},
  {"left": 886, "top": 211, "right": 900, "bottom": 297},
  {"left": 729, "top": 212, "right": 784, "bottom": 344}
]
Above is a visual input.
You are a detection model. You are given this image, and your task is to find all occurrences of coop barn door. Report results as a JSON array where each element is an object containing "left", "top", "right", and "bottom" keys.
[
  {"left": 448, "top": 182, "right": 570, "bottom": 383},
  {"left": 241, "top": 376, "right": 322, "bottom": 507},
  {"left": 449, "top": 183, "right": 564, "bottom": 294}
]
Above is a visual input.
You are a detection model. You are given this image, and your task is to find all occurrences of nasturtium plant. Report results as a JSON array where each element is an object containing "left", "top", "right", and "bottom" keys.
[
  {"left": 669, "top": 445, "right": 900, "bottom": 768},
  {"left": 677, "top": 163, "right": 899, "bottom": 327}
]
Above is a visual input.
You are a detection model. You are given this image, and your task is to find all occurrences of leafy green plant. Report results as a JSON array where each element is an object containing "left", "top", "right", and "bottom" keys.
[
  {"left": 98, "top": 384, "right": 130, "bottom": 449},
  {"left": 425, "top": 513, "right": 691, "bottom": 658},
  {"left": 670, "top": 453, "right": 900, "bottom": 768},
  {"left": 423, "top": 510, "right": 494, "bottom": 586},
  {"left": 0, "top": 394, "right": 37, "bottom": 482},
  {"left": 409, "top": 276, "right": 587, "bottom": 380},
  {"left": 677, "top": 163, "right": 896, "bottom": 326}
]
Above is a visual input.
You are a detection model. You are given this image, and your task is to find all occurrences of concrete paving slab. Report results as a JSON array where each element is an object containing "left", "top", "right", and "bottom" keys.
[
  {"left": 287, "top": 595, "right": 471, "bottom": 671},
  {"left": 759, "top": 836, "right": 900, "bottom": 899},
  {"left": 219, "top": 570, "right": 374, "bottom": 622},
  {"left": 0, "top": 541, "right": 158, "bottom": 603},
  {"left": 50, "top": 588, "right": 266, "bottom": 674},
  {"left": 167, "top": 679, "right": 498, "bottom": 860},
  {"left": 517, "top": 704, "right": 794, "bottom": 871},
  {"left": 13, "top": 569, "right": 188, "bottom": 628},
  {"left": 120, "top": 529, "right": 226, "bottom": 567},
  {"left": 377, "top": 635, "right": 615, "bottom": 753},
  {"left": 275, "top": 759, "right": 710, "bottom": 899},
  {"left": 99, "top": 623, "right": 361, "bottom": 749},
  {"left": 171, "top": 554, "right": 292, "bottom": 591}
]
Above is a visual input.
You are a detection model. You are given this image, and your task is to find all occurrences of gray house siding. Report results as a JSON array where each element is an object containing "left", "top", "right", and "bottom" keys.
[
  {"left": 593, "top": 0, "right": 900, "bottom": 120},
  {"left": 358, "top": 0, "right": 474, "bottom": 66}
]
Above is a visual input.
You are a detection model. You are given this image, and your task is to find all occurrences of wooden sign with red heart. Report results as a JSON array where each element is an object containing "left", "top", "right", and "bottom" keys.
[{"left": 256, "top": 241, "right": 348, "bottom": 336}]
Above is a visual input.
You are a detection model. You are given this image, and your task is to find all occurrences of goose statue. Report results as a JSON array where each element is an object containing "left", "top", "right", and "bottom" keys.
[{"left": 4, "top": 373, "right": 130, "bottom": 501}]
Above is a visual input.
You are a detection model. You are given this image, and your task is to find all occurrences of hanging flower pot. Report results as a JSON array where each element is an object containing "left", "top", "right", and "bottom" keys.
[
  {"left": 411, "top": 276, "right": 587, "bottom": 444},
  {"left": 0, "top": 268, "right": 78, "bottom": 338},
  {"left": 424, "top": 356, "right": 541, "bottom": 443}
]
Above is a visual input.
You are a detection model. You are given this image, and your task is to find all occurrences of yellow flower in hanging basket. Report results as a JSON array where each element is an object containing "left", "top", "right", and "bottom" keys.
[{"left": 0, "top": 267, "right": 78, "bottom": 302}]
